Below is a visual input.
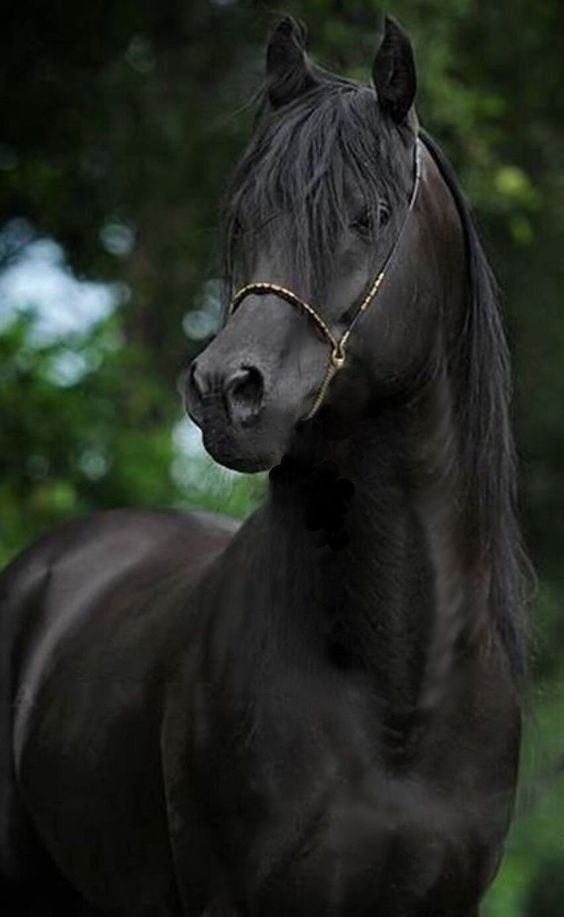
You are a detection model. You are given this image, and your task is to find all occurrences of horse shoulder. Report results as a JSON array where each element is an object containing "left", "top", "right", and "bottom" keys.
[{"left": 0, "top": 507, "right": 239, "bottom": 912}]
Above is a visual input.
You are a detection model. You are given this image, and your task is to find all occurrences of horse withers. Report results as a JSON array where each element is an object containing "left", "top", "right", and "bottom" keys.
[{"left": 0, "top": 16, "right": 525, "bottom": 916}]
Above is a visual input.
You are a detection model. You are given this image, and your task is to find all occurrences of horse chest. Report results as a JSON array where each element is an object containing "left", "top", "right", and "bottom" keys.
[
  {"left": 185, "top": 669, "right": 426, "bottom": 902},
  {"left": 167, "top": 644, "right": 516, "bottom": 916}
]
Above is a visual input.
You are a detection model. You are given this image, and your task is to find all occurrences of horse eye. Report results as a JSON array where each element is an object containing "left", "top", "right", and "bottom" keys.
[
  {"left": 350, "top": 208, "right": 374, "bottom": 237},
  {"left": 378, "top": 201, "right": 391, "bottom": 227}
]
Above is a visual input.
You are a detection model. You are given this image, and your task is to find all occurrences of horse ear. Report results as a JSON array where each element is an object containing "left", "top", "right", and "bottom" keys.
[
  {"left": 372, "top": 16, "right": 416, "bottom": 124},
  {"left": 266, "top": 17, "right": 316, "bottom": 108}
]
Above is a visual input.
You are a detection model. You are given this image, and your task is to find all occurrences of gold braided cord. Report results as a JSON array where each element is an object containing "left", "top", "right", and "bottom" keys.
[
  {"left": 338, "top": 271, "right": 384, "bottom": 353},
  {"left": 304, "top": 354, "right": 341, "bottom": 420},
  {"left": 359, "top": 269, "right": 386, "bottom": 313},
  {"left": 228, "top": 282, "right": 340, "bottom": 352},
  {"left": 227, "top": 272, "right": 386, "bottom": 420}
]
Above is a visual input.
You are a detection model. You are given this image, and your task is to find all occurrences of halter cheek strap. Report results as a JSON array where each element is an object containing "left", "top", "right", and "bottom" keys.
[{"left": 227, "top": 138, "right": 422, "bottom": 421}]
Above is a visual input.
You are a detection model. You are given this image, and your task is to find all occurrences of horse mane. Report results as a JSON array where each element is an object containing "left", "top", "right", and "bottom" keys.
[{"left": 419, "top": 128, "right": 528, "bottom": 686}]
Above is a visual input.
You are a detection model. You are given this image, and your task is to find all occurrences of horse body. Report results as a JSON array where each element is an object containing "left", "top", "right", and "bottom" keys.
[
  {"left": 0, "top": 16, "right": 525, "bottom": 917},
  {"left": 2, "top": 490, "right": 518, "bottom": 915}
]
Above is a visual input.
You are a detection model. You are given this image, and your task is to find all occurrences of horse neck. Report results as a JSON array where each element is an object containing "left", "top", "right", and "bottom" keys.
[{"left": 257, "top": 351, "right": 484, "bottom": 717}]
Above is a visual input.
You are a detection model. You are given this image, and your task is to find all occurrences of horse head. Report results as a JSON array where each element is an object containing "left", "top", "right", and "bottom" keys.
[{"left": 184, "top": 17, "right": 455, "bottom": 473}]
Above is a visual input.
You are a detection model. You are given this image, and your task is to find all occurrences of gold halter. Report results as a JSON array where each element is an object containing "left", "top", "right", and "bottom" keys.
[{"left": 227, "top": 139, "right": 422, "bottom": 421}]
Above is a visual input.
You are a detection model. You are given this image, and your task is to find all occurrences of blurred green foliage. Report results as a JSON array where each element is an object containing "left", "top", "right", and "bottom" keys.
[{"left": 1, "top": 1, "right": 563, "bottom": 913}]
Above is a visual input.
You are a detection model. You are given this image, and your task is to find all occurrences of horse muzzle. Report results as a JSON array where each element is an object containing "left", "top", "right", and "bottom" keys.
[{"left": 183, "top": 353, "right": 288, "bottom": 473}]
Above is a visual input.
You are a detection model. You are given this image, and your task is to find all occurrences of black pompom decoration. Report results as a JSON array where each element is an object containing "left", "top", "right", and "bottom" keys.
[{"left": 269, "top": 456, "right": 355, "bottom": 550}]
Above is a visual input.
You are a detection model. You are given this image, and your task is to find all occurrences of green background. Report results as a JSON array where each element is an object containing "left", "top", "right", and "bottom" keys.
[{"left": 1, "top": 2, "right": 563, "bottom": 912}]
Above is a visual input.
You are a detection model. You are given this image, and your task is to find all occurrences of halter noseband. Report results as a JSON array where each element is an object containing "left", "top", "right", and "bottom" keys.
[{"left": 227, "top": 138, "right": 422, "bottom": 420}]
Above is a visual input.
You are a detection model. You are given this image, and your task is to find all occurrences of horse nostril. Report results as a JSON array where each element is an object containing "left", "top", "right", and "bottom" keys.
[
  {"left": 225, "top": 366, "right": 265, "bottom": 425},
  {"left": 184, "top": 361, "right": 206, "bottom": 420}
]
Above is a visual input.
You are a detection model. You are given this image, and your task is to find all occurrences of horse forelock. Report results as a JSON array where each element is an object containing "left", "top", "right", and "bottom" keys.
[{"left": 224, "top": 77, "right": 415, "bottom": 303}]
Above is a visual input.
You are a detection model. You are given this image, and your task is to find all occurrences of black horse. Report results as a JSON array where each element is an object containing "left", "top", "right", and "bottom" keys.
[{"left": 0, "top": 16, "right": 526, "bottom": 916}]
